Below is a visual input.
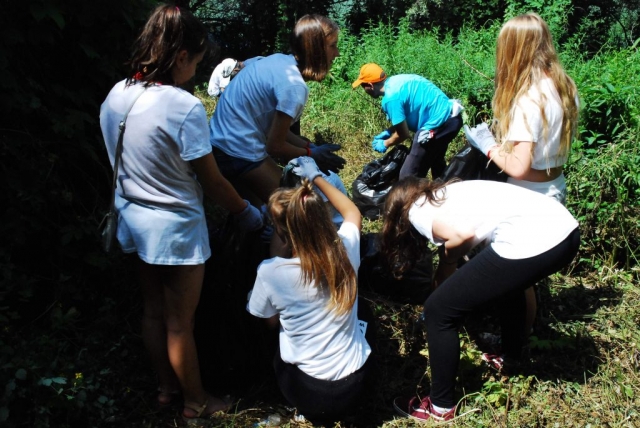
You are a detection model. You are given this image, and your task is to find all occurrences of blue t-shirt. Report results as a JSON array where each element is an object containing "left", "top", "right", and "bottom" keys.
[
  {"left": 209, "top": 53, "right": 309, "bottom": 162},
  {"left": 381, "top": 74, "right": 452, "bottom": 132}
]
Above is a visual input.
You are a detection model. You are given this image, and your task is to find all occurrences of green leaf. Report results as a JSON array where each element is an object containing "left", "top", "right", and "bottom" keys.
[
  {"left": 49, "top": 9, "right": 65, "bottom": 29},
  {"left": 14, "top": 368, "right": 26, "bottom": 380},
  {"left": 51, "top": 377, "right": 67, "bottom": 384},
  {"left": 29, "top": 4, "right": 46, "bottom": 21}
]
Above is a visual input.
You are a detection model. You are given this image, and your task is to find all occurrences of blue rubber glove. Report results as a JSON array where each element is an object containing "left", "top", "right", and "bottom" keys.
[
  {"left": 374, "top": 129, "right": 391, "bottom": 140},
  {"left": 310, "top": 143, "right": 346, "bottom": 173},
  {"left": 463, "top": 123, "right": 498, "bottom": 156},
  {"left": 291, "top": 156, "right": 323, "bottom": 182},
  {"left": 372, "top": 138, "right": 388, "bottom": 153},
  {"left": 234, "top": 200, "right": 263, "bottom": 232}
]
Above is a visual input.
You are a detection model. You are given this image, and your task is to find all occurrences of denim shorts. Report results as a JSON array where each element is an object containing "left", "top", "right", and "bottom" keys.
[{"left": 212, "top": 147, "right": 264, "bottom": 178}]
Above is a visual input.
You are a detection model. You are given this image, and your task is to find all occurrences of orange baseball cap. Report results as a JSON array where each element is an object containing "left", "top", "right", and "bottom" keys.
[{"left": 351, "top": 63, "right": 387, "bottom": 88}]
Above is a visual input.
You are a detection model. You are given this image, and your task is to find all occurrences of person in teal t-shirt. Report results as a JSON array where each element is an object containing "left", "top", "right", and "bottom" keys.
[{"left": 353, "top": 63, "right": 463, "bottom": 179}]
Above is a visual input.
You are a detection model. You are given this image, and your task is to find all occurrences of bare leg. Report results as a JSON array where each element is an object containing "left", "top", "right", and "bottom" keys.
[
  {"left": 139, "top": 260, "right": 180, "bottom": 397},
  {"left": 139, "top": 260, "right": 228, "bottom": 416},
  {"left": 524, "top": 286, "right": 537, "bottom": 336},
  {"left": 237, "top": 157, "right": 282, "bottom": 204}
]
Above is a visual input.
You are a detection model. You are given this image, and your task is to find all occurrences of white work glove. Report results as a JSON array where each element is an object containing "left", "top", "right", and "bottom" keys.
[
  {"left": 234, "top": 200, "right": 263, "bottom": 232},
  {"left": 291, "top": 156, "right": 323, "bottom": 182},
  {"left": 463, "top": 123, "right": 498, "bottom": 156}
]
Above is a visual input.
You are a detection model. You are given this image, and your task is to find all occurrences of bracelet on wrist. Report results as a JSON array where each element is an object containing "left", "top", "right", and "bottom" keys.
[{"left": 305, "top": 145, "right": 311, "bottom": 156}]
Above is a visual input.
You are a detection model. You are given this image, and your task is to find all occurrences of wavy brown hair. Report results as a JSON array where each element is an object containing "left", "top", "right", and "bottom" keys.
[
  {"left": 492, "top": 13, "right": 579, "bottom": 163},
  {"left": 268, "top": 180, "right": 357, "bottom": 315},
  {"left": 127, "top": 4, "right": 209, "bottom": 86},
  {"left": 380, "top": 176, "right": 448, "bottom": 279},
  {"left": 290, "top": 14, "right": 339, "bottom": 82}
]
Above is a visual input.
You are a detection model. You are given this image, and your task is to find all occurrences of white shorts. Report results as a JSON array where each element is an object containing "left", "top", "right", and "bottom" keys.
[
  {"left": 115, "top": 194, "right": 211, "bottom": 265},
  {"left": 507, "top": 173, "right": 566, "bottom": 205}
]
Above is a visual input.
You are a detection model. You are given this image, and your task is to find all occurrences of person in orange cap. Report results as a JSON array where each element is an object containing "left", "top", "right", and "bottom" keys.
[{"left": 353, "top": 63, "right": 463, "bottom": 180}]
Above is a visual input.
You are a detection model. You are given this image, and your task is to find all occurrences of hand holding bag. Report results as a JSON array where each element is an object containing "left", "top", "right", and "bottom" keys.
[{"left": 99, "top": 87, "right": 147, "bottom": 253}]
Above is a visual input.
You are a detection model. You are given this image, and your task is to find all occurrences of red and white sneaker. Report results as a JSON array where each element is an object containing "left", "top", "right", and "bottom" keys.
[
  {"left": 393, "top": 395, "right": 455, "bottom": 422},
  {"left": 481, "top": 353, "right": 505, "bottom": 371}
]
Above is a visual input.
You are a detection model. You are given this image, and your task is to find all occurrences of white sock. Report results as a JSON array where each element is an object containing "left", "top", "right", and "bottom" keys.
[{"left": 432, "top": 403, "right": 453, "bottom": 414}]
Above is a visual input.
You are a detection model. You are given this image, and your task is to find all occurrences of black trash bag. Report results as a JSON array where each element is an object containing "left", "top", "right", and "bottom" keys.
[
  {"left": 440, "top": 142, "right": 508, "bottom": 182},
  {"left": 358, "top": 233, "right": 433, "bottom": 304},
  {"left": 351, "top": 145, "right": 409, "bottom": 220}
]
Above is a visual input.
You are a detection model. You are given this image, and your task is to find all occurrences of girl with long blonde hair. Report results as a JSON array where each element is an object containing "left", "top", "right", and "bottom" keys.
[
  {"left": 466, "top": 12, "right": 579, "bottom": 203},
  {"left": 463, "top": 12, "right": 580, "bottom": 352},
  {"left": 247, "top": 157, "right": 371, "bottom": 422}
]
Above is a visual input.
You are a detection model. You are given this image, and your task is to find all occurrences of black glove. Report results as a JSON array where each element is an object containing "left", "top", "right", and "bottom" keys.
[{"left": 309, "top": 143, "right": 346, "bottom": 174}]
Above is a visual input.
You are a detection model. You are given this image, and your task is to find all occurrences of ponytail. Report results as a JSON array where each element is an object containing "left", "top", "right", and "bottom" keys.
[{"left": 268, "top": 181, "right": 357, "bottom": 315}]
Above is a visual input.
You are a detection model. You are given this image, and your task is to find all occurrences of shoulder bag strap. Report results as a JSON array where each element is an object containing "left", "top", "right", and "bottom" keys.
[{"left": 108, "top": 87, "right": 147, "bottom": 212}]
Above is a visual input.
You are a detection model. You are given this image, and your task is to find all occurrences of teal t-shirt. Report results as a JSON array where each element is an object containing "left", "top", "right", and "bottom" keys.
[{"left": 381, "top": 74, "right": 452, "bottom": 132}]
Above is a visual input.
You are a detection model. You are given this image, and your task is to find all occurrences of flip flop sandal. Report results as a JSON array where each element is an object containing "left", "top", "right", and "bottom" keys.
[{"left": 182, "top": 396, "right": 232, "bottom": 422}]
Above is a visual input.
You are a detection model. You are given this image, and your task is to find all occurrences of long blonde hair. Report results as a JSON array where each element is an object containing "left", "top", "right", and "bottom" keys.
[
  {"left": 268, "top": 180, "right": 357, "bottom": 315},
  {"left": 492, "top": 13, "right": 579, "bottom": 161}
]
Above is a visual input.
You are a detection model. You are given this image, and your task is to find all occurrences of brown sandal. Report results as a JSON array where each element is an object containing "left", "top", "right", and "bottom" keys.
[
  {"left": 183, "top": 400, "right": 208, "bottom": 420},
  {"left": 182, "top": 396, "right": 231, "bottom": 421}
]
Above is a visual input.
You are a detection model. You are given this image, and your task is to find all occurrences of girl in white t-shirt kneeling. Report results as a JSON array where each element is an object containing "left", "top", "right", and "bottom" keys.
[{"left": 247, "top": 157, "right": 372, "bottom": 422}]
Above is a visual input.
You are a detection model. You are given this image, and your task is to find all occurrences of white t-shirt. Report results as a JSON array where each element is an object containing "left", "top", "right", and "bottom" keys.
[
  {"left": 247, "top": 222, "right": 371, "bottom": 381},
  {"left": 209, "top": 53, "right": 309, "bottom": 162},
  {"left": 408, "top": 181, "right": 578, "bottom": 260},
  {"left": 100, "top": 80, "right": 212, "bottom": 264},
  {"left": 505, "top": 77, "right": 574, "bottom": 203},
  {"left": 506, "top": 77, "right": 566, "bottom": 170},
  {"left": 207, "top": 59, "right": 235, "bottom": 97}
]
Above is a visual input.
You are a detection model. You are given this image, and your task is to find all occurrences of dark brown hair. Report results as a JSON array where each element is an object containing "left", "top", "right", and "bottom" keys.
[
  {"left": 380, "top": 176, "right": 448, "bottom": 279},
  {"left": 268, "top": 180, "right": 357, "bottom": 315},
  {"left": 127, "top": 4, "right": 209, "bottom": 86},
  {"left": 290, "top": 14, "right": 339, "bottom": 82}
]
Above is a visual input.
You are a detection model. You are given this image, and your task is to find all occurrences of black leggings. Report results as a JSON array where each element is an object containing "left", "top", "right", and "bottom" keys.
[
  {"left": 273, "top": 297, "right": 375, "bottom": 422},
  {"left": 399, "top": 114, "right": 463, "bottom": 180},
  {"left": 424, "top": 228, "right": 580, "bottom": 408},
  {"left": 274, "top": 352, "right": 371, "bottom": 421}
]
